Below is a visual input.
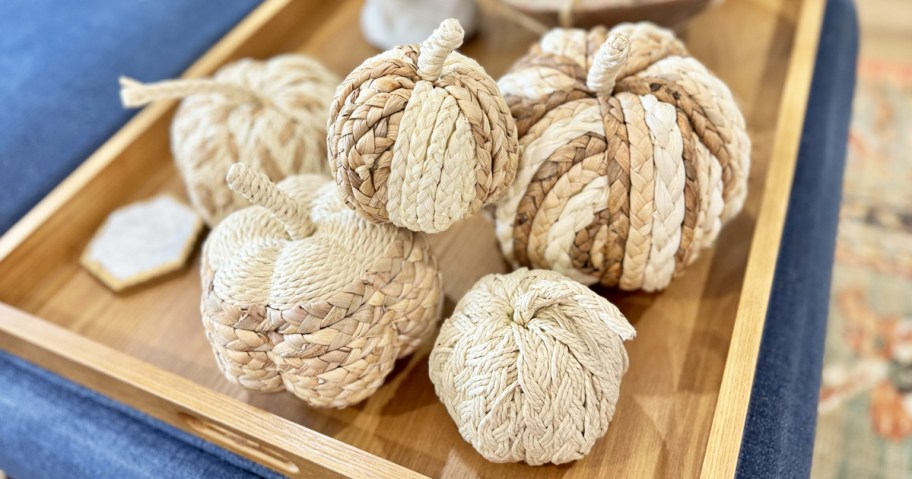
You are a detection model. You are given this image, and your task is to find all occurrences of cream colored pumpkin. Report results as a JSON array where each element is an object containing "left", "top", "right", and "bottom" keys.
[
  {"left": 121, "top": 54, "right": 338, "bottom": 226},
  {"left": 201, "top": 165, "right": 442, "bottom": 408}
]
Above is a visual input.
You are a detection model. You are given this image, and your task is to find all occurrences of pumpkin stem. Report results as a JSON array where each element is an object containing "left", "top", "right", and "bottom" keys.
[
  {"left": 119, "top": 76, "right": 263, "bottom": 108},
  {"left": 587, "top": 33, "right": 630, "bottom": 96},
  {"left": 417, "top": 19, "right": 465, "bottom": 82},
  {"left": 225, "top": 163, "right": 315, "bottom": 240}
]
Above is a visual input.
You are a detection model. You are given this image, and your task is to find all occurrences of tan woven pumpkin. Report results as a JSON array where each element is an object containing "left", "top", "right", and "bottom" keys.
[
  {"left": 121, "top": 54, "right": 338, "bottom": 226},
  {"left": 328, "top": 19, "right": 519, "bottom": 234},
  {"left": 495, "top": 23, "right": 750, "bottom": 292},
  {"left": 201, "top": 164, "right": 442, "bottom": 408}
]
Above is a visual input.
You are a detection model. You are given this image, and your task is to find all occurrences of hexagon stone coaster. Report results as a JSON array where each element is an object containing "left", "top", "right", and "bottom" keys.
[{"left": 81, "top": 195, "right": 204, "bottom": 292}]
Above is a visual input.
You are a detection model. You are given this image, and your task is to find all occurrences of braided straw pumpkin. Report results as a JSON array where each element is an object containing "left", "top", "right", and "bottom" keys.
[
  {"left": 328, "top": 19, "right": 519, "bottom": 234},
  {"left": 201, "top": 164, "right": 442, "bottom": 408},
  {"left": 429, "top": 268, "right": 635, "bottom": 465},
  {"left": 121, "top": 54, "right": 338, "bottom": 226},
  {"left": 495, "top": 23, "right": 750, "bottom": 291}
]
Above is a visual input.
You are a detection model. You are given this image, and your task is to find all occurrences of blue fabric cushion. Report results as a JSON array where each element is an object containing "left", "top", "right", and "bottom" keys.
[
  {"left": 0, "top": 0, "right": 260, "bottom": 232},
  {"left": 0, "top": 351, "right": 284, "bottom": 479},
  {"left": 0, "top": 0, "right": 276, "bottom": 477},
  {"left": 736, "top": 0, "right": 859, "bottom": 476}
]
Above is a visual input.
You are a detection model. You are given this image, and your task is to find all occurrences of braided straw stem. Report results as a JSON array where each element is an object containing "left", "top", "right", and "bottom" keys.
[
  {"left": 225, "top": 163, "right": 314, "bottom": 240},
  {"left": 586, "top": 33, "right": 630, "bottom": 96},
  {"left": 119, "top": 76, "right": 263, "bottom": 107},
  {"left": 417, "top": 19, "right": 465, "bottom": 81}
]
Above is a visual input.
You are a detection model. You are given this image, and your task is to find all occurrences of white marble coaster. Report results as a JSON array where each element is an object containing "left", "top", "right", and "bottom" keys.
[{"left": 81, "top": 195, "right": 204, "bottom": 292}]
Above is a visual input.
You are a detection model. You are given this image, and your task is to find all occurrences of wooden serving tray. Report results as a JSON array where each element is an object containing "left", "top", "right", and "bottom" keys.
[{"left": 0, "top": 0, "right": 825, "bottom": 477}]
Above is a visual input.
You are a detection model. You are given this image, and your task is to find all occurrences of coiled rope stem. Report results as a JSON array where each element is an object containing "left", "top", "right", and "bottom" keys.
[
  {"left": 587, "top": 33, "right": 630, "bottom": 96},
  {"left": 225, "top": 163, "right": 314, "bottom": 240},
  {"left": 417, "top": 19, "right": 465, "bottom": 81}
]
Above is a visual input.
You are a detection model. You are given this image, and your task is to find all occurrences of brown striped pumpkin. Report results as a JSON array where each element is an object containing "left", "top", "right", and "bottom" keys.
[{"left": 494, "top": 23, "right": 750, "bottom": 292}]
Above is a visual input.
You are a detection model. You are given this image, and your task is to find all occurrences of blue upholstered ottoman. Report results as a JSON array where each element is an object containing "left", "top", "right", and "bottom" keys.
[{"left": 0, "top": 0, "right": 857, "bottom": 477}]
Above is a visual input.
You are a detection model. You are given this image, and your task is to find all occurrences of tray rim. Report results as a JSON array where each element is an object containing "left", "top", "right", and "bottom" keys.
[
  {"left": 700, "top": 0, "right": 826, "bottom": 475},
  {"left": 0, "top": 0, "right": 827, "bottom": 477}
]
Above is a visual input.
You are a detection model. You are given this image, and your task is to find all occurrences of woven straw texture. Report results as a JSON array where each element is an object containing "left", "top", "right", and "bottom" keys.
[
  {"left": 327, "top": 19, "right": 519, "bottom": 234},
  {"left": 494, "top": 23, "right": 750, "bottom": 291},
  {"left": 201, "top": 165, "right": 442, "bottom": 408},
  {"left": 429, "top": 268, "right": 635, "bottom": 465},
  {"left": 121, "top": 54, "right": 338, "bottom": 226}
]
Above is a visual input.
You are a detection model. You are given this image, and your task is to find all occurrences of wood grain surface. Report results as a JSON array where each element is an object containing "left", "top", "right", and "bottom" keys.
[{"left": 0, "top": 0, "right": 824, "bottom": 477}]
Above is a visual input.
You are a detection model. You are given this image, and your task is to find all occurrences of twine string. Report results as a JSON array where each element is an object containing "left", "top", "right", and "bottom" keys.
[{"left": 119, "top": 76, "right": 266, "bottom": 107}]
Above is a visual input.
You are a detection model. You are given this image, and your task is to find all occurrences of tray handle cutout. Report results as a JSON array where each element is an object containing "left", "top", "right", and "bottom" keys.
[{"left": 179, "top": 412, "right": 300, "bottom": 475}]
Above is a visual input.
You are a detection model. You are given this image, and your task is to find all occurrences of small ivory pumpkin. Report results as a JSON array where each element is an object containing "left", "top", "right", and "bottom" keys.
[
  {"left": 328, "top": 19, "right": 519, "bottom": 234},
  {"left": 201, "top": 164, "right": 442, "bottom": 408},
  {"left": 495, "top": 23, "right": 750, "bottom": 291},
  {"left": 429, "top": 268, "right": 635, "bottom": 465},
  {"left": 121, "top": 54, "right": 338, "bottom": 226}
]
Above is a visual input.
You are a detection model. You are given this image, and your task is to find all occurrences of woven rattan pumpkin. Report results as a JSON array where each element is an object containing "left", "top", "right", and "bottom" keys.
[
  {"left": 429, "top": 268, "right": 635, "bottom": 465},
  {"left": 495, "top": 23, "right": 750, "bottom": 292},
  {"left": 328, "top": 19, "right": 519, "bottom": 234},
  {"left": 121, "top": 54, "right": 338, "bottom": 226},
  {"left": 201, "top": 164, "right": 442, "bottom": 408}
]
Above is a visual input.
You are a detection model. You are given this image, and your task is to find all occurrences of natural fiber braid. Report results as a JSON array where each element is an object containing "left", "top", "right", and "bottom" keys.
[
  {"left": 391, "top": 81, "right": 438, "bottom": 228},
  {"left": 429, "top": 269, "right": 635, "bottom": 465},
  {"left": 441, "top": 62, "right": 519, "bottom": 203},
  {"left": 435, "top": 114, "right": 477, "bottom": 232},
  {"left": 502, "top": 100, "right": 604, "bottom": 266},
  {"left": 562, "top": 91, "right": 630, "bottom": 281},
  {"left": 504, "top": 82, "right": 592, "bottom": 137},
  {"left": 618, "top": 91, "right": 654, "bottom": 290},
  {"left": 640, "top": 56, "right": 750, "bottom": 221},
  {"left": 329, "top": 49, "right": 419, "bottom": 222},
  {"left": 418, "top": 94, "right": 460, "bottom": 233},
  {"left": 200, "top": 173, "right": 442, "bottom": 408},
  {"left": 328, "top": 19, "right": 518, "bottom": 234},
  {"left": 640, "top": 94, "right": 684, "bottom": 292},
  {"left": 703, "top": 148, "right": 725, "bottom": 247},
  {"left": 509, "top": 50, "right": 588, "bottom": 83},
  {"left": 685, "top": 137, "right": 713, "bottom": 266},
  {"left": 515, "top": 130, "right": 605, "bottom": 267},
  {"left": 437, "top": 74, "right": 495, "bottom": 210},
  {"left": 569, "top": 208, "right": 609, "bottom": 276},
  {"left": 672, "top": 110, "right": 700, "bottom": 275},
  {"left": 596, "top": 95, "right": 631, "bottom": 286},
  {"left": 542, "top": 175, "right": 610, "bottom": 283},
  {"left": 529, "top": 152, "right": 606, "bottom": 268},
  {"left": 615, "top": 77, "right": 735, "bottom": 207}
]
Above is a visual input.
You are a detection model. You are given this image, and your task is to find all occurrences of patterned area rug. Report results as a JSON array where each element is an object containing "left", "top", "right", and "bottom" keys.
[{"left": 812, "top": 61, "right": 912, "bottom": 478}]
